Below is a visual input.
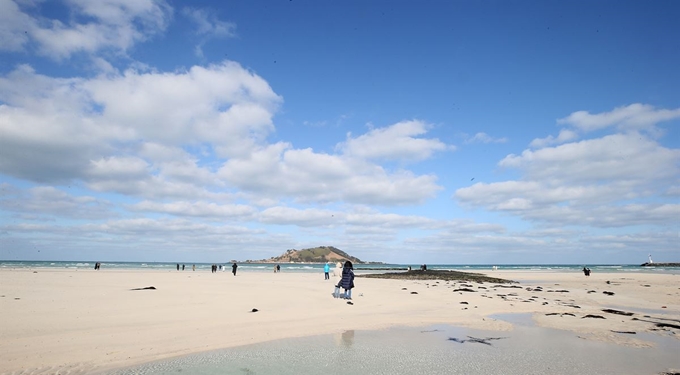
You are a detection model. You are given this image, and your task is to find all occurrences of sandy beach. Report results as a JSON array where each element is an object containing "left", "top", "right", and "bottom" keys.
[{"left": 0, "top": 268, "right": 678, "bottom": 374}]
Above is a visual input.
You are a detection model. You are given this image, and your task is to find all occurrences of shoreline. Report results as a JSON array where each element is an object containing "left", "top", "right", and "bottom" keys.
[{"left": 1, "top": 269, "right": 678, "bottom": 374}]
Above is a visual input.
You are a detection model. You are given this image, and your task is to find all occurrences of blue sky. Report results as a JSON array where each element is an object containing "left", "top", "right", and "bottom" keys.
[{"left": 0, "top": 0, "right": 678, "bottom": 264}]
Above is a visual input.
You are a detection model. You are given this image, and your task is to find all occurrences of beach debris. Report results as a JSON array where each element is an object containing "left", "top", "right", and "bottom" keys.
[
  {"left": 587, "top": 290, "right": 597, "bottom": 293},
  {"left": 606, "top": 281, "right": 610, "bottom": 284},
  {"left": 130, "top": 286, "right": 156, "bottom": 290},
  {"left": 603, "top": 291, "right": 615, "bottom": 296},
  {"left": 546, "top": 313, "right": 576, "bottom": 317},
  {"left": 251, "top": 308, "right": 259, "bottom": 313},
  {"left": 14, "top": 298, "right": 20, "bottom": 300},
  {"left": 410, "top": 291, "right": 418, "bottom": 294},
  {"left": 452, "top": 288, "right": 477, "bottom": 292},
  {"left": 401, "top": 288, "right": 407, "bottom": 290},
  {"left": 492, "top": 284, "right": 522, "bottom": 289},
  {"left": 548, "top": 289, "right": 570, "bottom": 293},
  {"left": 611, "top": 330, "right": 636, "bottom": 334},
  {"left": 582, "top": 315, "right": 606, "bottom": 319},
  {"left": 561, "top": 304, "right": 581, "bottom": 309},
  {"left": 542, "top": 302, "right": 549, "bottom": 305},
  {"left": 420, "top": 329, "right": 443, "bottom": 333},
  {"left": 642, "top": 285, "right": 651, "bottom": 287},
  {"left": 655, "top": 323, "right": 680, "bottom": 330},
  {"left": 460, "top": 301, "right": 468, "bottom": 304},
  {"left": 448, "top": 336, "right": 506, "bottom": 346},
  {"left": 601, "top": 309, "right": 633, "bottom": 316},
  {"left": 347, "top": 301, "right": 354, "bottom": 305}
]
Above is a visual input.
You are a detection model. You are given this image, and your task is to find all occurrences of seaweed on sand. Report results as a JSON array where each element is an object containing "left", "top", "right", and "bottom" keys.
[{"left": 358, "top": 270, "right": 516, "bottom": 284}]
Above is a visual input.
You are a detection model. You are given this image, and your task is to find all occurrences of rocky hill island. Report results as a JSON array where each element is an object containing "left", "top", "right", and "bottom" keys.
[{"left": 244, "top": 246, "right": 380, "bottom": 264}]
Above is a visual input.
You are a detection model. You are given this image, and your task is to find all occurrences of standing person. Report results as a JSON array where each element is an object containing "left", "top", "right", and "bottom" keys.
[
  {"left": 324, "top": 263, "right": 330, "bottom": 280},
  {"left": 232, "top": 262, "right": 238, "bottom": 276},
  {"left": 340, "top": 261, "right": 355, "bottom": 300},
  {"left": 182, "top": 264, "right": 185, "bottom": 271},
  {"left": 276, "top": 264, "right": 280, "bottom": 273},
  {"left": 192, "top": 264, "right": 195, "bottom": 271},
  {"left": 176, "top": 263, "right": 180, "bottom": 271}
]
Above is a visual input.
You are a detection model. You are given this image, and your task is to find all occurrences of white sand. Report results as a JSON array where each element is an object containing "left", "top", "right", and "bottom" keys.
[{"left": 0, "top": 268, "right": 678, "bottom": 374}]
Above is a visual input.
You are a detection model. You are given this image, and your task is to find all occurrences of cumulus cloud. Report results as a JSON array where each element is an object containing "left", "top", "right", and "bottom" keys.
[
  {"left": 218, "top": 143, "right": 443, "bottom": 205},
  {"left": 456, "top": 131, "right": 680, "bottom": 228},
  {"left": 557, "top": 103, "right": 680, "bottom": 133},
  {"left": 529, "top": 129, "right": 578, "bottom": 148},
  {"left": 338, "top": 120, "right": 450, "bottom": 161},
  {"left": 129, "top": 200, "right": 256, "bottom": 219},
  {"left": 0, "top": 62, "right": 280, "bottom": 191},
  {"left": 464, "top": 132, "right": 508, "bottom": 144},
  {"left": 2, "top": 0, "right": 173, "bottom": 59},
  {"left": 0, "top": 185, "right": 115, "bottom": 220}
]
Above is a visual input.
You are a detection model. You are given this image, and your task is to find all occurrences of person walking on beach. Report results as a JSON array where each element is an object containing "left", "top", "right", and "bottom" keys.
[
  {"left": 232, "top": 262, "right": 238, "bottom": 276},
  {"left": 324, "top": 263, "right": 330, "bottom": 280},
  {"left": 276, "top": 264, "right": 280, "bottom": 273},
  {"left": 182, "top": 264, "right": 185, "bottom": 271},
  {"left": 192, "top": 264, "right": 195, "bottom": 271},
  {"left": 340, "top": 261, "right": 355, "bottom": 299},
  {"left": 176, "top": 263, "right": 180, "bottom": 271}
]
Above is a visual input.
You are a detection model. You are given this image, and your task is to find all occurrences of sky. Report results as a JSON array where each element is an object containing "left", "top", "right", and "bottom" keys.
[{"left": 0, "top": 0, "right": 678, "bottom": 264}]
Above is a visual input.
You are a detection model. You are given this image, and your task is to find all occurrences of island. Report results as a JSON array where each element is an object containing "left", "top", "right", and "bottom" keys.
[{"left": 243, "top": 246, "right": 383, "bottom": 264}]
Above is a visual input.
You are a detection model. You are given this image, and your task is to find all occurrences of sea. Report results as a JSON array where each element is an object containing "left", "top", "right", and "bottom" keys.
[{"left": 1, "top": 261, "right": 677, "bottom": 274}]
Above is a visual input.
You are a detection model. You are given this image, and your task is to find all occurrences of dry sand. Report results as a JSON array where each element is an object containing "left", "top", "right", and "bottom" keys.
[{"left": 0, "top": 268, "right": 678, "bottom": 374}]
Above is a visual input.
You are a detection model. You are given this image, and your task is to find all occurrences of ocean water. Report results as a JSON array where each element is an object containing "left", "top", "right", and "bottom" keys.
[
  {"left": 109, "top": 323, "right": 680, "bottom": 375},
  {"left": 0, "top": 261, "right": 677, "bottom": 274}
]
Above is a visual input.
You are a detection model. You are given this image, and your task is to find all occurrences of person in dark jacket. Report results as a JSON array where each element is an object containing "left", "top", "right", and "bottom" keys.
[
  {"left": 232, "top": 262, "right": 238, "bottom": 276},
  {"left": 340, "top": 261, "right": 355, "bottom": 300}
]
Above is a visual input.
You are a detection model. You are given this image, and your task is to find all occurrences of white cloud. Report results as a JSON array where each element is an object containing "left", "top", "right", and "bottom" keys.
[
  {"left": 456, "top": 132, "right": 680, "bottom": 228},
  {"left": 218, "top": 143, "right": 443, "bottom": 205},
  {"left": 182, "top": 7, "right": 236, "bottom": 38},
  {"left": 129, "top": 200, "right": 256, "bottom": 219},
  {"left": 3, "top": 0, "right": 173, "bottom": 59},
  {"left": 464, "top": 132, "right": 508, "bottom": 144},
  {"left": 0, "top": 62, "right": 280, "bottom": 190},
  {"left": 557, "top": 103, "right": 680, "bottom": 133},
  {"left": 529, "top": 129, "right": 578, "bottom": 148},
  {"left": 0, "top": 185, "right": 114, "bottom": 220},
  {"left": 338, "top": 120, "right": 450, "bottom": 161},
  {"left": 0, "top": 0, "right": 34, "bottom": 51}
]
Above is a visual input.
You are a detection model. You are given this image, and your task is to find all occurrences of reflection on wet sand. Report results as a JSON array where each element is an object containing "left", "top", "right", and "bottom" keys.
[{"left": 334, "top": 330, "right": 355, "bottom": 347}]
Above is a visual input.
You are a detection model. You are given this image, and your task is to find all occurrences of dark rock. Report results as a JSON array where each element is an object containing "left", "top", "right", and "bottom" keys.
[
  {"left": 656, "top": 322, "right": 680, "bottom": 330},
  {"left": 492, "top": 284, "right": 522, "bottom": 289},
  {"left": 411, "top": 291, "right": 418, "bottom": 294},
  {"left": 601, "top": 309, "right": 633, "bottom": 316},
  {"left": 360, "top": 270, "right": 515, "bottom": 284},
  {"left": 548, "top": 290, "right": 569, "bottom": 293},
  {"left": 460, "top": 302, "right": 468, "bottom": 304},
  {"left": 401, "top": 288, "right": 407, "bottom": 290},
  {"left": 130, "top": 286, "right": 156, "bottom": 290},
  {"left": 448, "top": 336, "right": 506, "bottom": 346},
  {"left": 603, "top": 291, "right": 615, "bottom": 296},
  {"left": 452, "top": 288, "right": 477, "bottom": 292},
  {"left": 587, "top": 290, "right": 597, "bottom": 293},
  {"left": 347, "top": 301, "right": 354, "bottom": 305},
  {"left": 251, "top": 308, "right": 259, "bottom": 312},
  {"left": 611, "top": 330, "right": 636, "bottom": 334},
  {"left": 542, "top": 302, "right": 548, "bottom": 305},
  {"left": 582, "top": 315, "right": 606, "bottom": 319}
]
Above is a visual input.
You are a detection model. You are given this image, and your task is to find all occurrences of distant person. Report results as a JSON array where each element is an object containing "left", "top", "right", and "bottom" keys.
[
  {"left": 276, "top": 264, "right": 280, "bottom": 273},
  {"left": 232, "top": 262, "right": 238, "bottom": 276},
  {"left": 176, "top": 263, "right": 180, "bottom": 271},
  {"left": 407, "top": 266, "right": 411, "bottom": 271},
  {"left": 182, "top": 264, "right": 185, "bottom": 271},
  {"left": 192, "top": 264, "right": 195, "bottom": 271},
  {"left": 324, "top": 263, "right": 330, "bottom": 280},
  {"left": 340, "top": 261, "right": 355, "bottom": 300},
  {"left": 94, "top": 262, "right": 100, "bottom": 270}
]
